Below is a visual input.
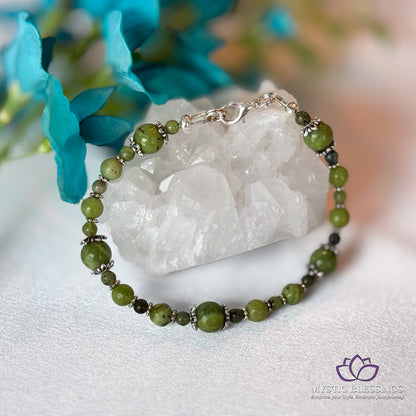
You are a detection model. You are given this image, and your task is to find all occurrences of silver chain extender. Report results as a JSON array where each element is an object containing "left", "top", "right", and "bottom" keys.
[{"left": 180, "top": 92, "right": 299, "bottom": 132}]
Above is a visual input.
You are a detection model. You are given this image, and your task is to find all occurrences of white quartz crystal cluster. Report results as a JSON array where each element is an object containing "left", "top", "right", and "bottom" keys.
[{"left": 103, "top": 82, "right": 328, "bottom": 274}]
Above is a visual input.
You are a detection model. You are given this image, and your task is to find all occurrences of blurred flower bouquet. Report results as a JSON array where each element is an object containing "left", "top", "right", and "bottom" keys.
[{"left": 0, "top": 0, "right": 385, "bottom": 203}]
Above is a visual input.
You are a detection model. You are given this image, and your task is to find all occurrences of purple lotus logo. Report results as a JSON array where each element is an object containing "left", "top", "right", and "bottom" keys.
[{"left": 336, "top": 354, "right": 379, "bottom": 382}]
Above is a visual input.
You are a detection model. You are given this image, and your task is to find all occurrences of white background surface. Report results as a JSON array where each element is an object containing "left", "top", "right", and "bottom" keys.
[{"left": 1, "top": 1, "right": 416, "bottom": 415}]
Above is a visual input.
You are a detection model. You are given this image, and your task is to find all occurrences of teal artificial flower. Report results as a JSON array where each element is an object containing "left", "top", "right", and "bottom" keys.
[
  {"left": 1, "top": 11, "right": 131, "bottom": 203},
  {"left": 101, "top": 0, "right": 234, "bottom": 103},
  {"left": 1, "top": 1, "right": 236, "bottom": 204}
]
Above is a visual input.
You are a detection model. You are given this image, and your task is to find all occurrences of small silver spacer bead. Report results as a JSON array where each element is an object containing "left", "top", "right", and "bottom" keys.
[
  {"left": 145, "top": 302, "right": 153, "bottom": 316},
  {"left": 242, "top": 307, "right": 248, "bottom": 320},
  {"left": 91, "top": 259, "right": 114, "bottom": 275},
  {"left": 279, "top": 294, "right": 287, "bottom": 305},
  {"left": 286, "top": 101, "right": 299, "bottom": 114},
  {"left": 109, "top": 280, "right": 120, "bottom": 290},
  {"left": 222, "top": 305, "right": 230, "bottom": 329},
  {"left": 190, "top": 305, "right": 198, "bottom": 330},
  {"left": 266, "top": 301, "right": 273, "bottom": 313},
  {"left": 81, "top": 235, "right": 107, "bottom": 246},
  {"left": 335, "top": 186, "right": 344, "bottom": 192},
  {"left": 129, "top": 135, "right": 144, "bottom": 157},
  {"left": 86, "top": 218, "right": 98, "bottom": 223},
  {"left": 98, "top": 174, "right": 110, "bottom": 184},
  {"left": 128, "top": 296, "right": 138, "bottom": 308},
  {"left": 302, "top": 117, "right": 320, "bottom": 137},
  {"left": 328, "top": 163, "right": 339, "bottom": 169},
  {"left": 171, "top": 309, "right": 177, "bottom": 323},
  {"left": 317, "top": 143, "right": 336, "bottom": 157},
  {"left": 301, "top": 283, "right": 308, "bottom": 290},
  {"left": 116, "top": 155, "right": 125, "bottom": 166},
  {"left": 89, "top": 192, "right": 103, "bottom": 199},
  {"left": 336, "top": 203, "right": 345, "bottom": 209},
  {"left": 154, "top": 121, "right": 169, "bottom": 144}
]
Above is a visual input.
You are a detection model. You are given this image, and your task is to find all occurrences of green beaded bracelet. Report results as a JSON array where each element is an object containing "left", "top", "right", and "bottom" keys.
[{"left": 79, "top": 92, "right": 349, "bottom": 333}]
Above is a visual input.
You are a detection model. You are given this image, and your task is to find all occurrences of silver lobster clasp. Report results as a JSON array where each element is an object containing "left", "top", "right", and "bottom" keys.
[{"left": 219, "top": 102, "right": 251, "bottom": 125}]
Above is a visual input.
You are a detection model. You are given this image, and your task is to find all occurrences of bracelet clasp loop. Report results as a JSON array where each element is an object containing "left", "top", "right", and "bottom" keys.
[
  {"left": 219, "top": 102, "right": 251, "bottom": 125},
  {"left": 180, "top": 92, "right": 297, "bottom": 132}
]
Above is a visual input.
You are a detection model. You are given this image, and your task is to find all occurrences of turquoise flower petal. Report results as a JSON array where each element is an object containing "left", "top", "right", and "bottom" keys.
[
  {"left": 80, "top": 115, "right": 132, "bottom": 150},
  {"left": 1, "top": 11, "right": 49, "bottom": 100},
  {"left": 132, "top": 34, "right": 231, "bottom": 99},
  {"left": 76, "top": 0, "right": 159, "bottom": 51},
  {"left": 70, "top": 86, "right": 116, "bottom": 122},
  {"left": 41, "top": 76, "right": 87, "bottom": 203},
  {"left": 103, "top": 11, "right": 168, "bottom": 104}
]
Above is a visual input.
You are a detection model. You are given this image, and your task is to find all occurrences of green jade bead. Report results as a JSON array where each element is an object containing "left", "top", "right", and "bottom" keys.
[
  {"left": 310, "top": 248, "right": 337, "bottom": 274},
  {"left": 295, "top": 111, "right": 311, "bottom": 126},
  {"left": 100, "top": 158, "right": 123, "bottom": 180},
  {"left": 304, "top": 121, "right": 333, "bottom": 152},
  {"left": 134, "top": 123, "right": 164, "bottom": 154},
  {"left": 92, "top": 179, "right": 107, "bottom": 194},
  {"left": 301, "top": 274, "right": 315, "bottom": 288},
  {"left": 268, "top": 296, "right": 283, "bottom": 310},
  {"left": 176, "top": 311, "right": 190, "bottom": 326},
  {"left": 334, "top": 190, "right": 347, "bottom": 204},
  {"left": 149, "top": 303, "right": 172, "bottom": 327},
  {"left": 82, "top": 221, "right": 97, "bottom": 237},
  {"left": 112, "top": 284, "right": 134, "bottom": 306},
  {"left": 165, "top": 120, "right": 179, "bottom": 134},
  {"left": 329, "top": 166, "right": 349, "bottom": 187},
  {"left": 81, "top": 196, "right": 103, "bottom": 219},
  {"left": 330, "top": 208, "right": 350, "bottom": 228},
  {"left": 229, "top": 309, "right": 244, "bottom": 323},
  {"left": 133, "top": 298, "right": 148, "bottom": 314},
  {"left": 119, "top": 146, "right": 135, "bottom": 161},
  {"left": 101, "top": 270, "right": 116, "bottom": 286},
  {"left": 81, "top": 241, "right": 112, "bottom": 270},
  {"left": 282, "top": 284, "right": 304, "bottom": 305},
  {"left": 196, "top": 302, "right": 225, "bottom": 332},
  {"left": 246, "top": 299, "right": 269, "bottom": 322}
]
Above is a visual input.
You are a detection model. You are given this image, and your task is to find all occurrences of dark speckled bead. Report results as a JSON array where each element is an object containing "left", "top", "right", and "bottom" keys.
[
  {"left": 295, "top": 111, "right": 311, "bottom": 126},
  {"left": 229, "top": 309, "right": 245, "bottom": 323},
  {"left": 133, "top": 298, "right": 148, "bottom": 314},
  {"left": 301, "top": 274, "right": 315, "bottom": 288}
]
